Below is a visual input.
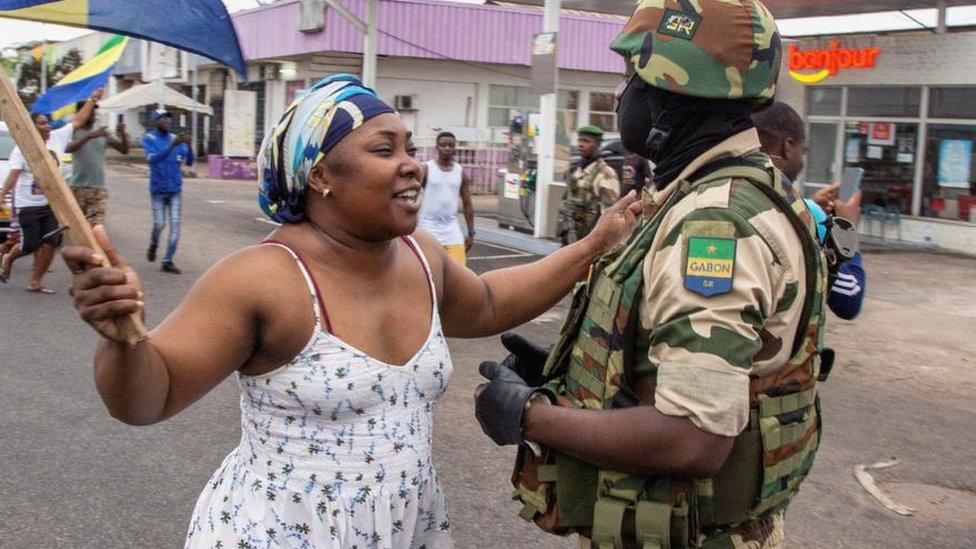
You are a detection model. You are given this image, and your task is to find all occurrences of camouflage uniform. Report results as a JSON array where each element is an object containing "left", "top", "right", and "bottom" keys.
[
  {"left": 511, "top": 2, "right": 829, "bottom": 548},
  {"left": 559, "top": 158, "right": 620, "bottom": 245},
  {"left": 633, "top": 130, "right": 811, "bottom": 547}
]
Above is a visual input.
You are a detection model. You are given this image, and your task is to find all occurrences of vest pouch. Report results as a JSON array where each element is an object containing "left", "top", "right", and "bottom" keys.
[
  {"left": 512, "top": 444, "right": 560, "bottom": 531},
  {"left": 591, "top": 491, "right": 691, "bottom": 549},
  {"left": 555, "top": 451, "right": 600, "bottom": 529},
  {"left": 703, "top": 427, "right": 761, "bottom": 527},
  {"left": 510, "top": 447, "right": 600, "bottom": 535},
  {"left": 752, "top": 383, "right": 821, "bottom": 517}
]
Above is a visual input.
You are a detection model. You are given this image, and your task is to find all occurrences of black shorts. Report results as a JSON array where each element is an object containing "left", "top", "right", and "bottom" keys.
[{"left": 17, "top": 205, "right": 62, "bottom": 254}]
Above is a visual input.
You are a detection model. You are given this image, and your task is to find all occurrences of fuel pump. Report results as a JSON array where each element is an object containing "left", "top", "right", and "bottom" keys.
[{"left": 496, "top": 109, "right": 540, "bottom": 233}]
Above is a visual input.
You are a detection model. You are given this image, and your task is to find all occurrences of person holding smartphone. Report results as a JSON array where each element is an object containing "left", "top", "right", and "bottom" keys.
[
  {"left": 68, "top": 102, "right": 130, "bottom": 227},
  {"left": 142, "top": 109, "right": 193, "bottom": 274},
  {"left": 753, "top": 101, "right": 866, "bottom": 319}
]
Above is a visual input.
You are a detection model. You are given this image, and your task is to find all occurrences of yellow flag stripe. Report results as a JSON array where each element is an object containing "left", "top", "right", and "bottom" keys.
[
  {"left": 0, "top": 0, "right": 89, "bottom": 27},
  {"left": 58, "top": 37, "right": 127, "bottom": 84}
]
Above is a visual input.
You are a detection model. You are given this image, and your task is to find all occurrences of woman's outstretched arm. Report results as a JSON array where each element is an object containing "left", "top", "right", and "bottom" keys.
[{"left": 437, "top": 192, "right": 642, "bottom": 338}]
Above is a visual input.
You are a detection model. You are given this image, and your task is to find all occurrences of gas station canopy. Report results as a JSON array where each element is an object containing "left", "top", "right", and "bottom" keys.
[{"left": 498, "top": 0, "right": 976, "bottom": 19}]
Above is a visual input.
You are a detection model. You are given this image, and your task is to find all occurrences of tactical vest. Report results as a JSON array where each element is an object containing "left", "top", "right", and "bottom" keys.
[{"left": 513, "top": 156, "right": 829, "bottom": 548}]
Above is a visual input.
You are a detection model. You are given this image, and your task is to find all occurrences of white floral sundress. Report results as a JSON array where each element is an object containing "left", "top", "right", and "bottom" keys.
[{"left": 185, "top": 237, "right": 454, "bottom": 549}]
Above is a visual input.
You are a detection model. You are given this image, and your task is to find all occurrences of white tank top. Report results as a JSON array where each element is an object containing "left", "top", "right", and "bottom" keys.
[{"left": 418, "top": 160, "right": 465, "bottom": 246}]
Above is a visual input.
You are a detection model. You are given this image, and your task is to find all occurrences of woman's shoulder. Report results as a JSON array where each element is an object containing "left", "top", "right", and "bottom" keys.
[{"left": 195, "top": 242, "right": 308, "bottom": 301}]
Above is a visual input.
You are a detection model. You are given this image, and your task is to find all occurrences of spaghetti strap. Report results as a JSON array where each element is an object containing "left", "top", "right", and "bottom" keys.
[
  {"left": 401, "top": 236, "right": 436, "bottom": 309},
  {"left": 262, "top": 239, "right": 334, "bottom": 334}
]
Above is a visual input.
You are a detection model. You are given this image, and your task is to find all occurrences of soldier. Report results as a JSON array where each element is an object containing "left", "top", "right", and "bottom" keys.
[
  {"left": 475, "top": 1, "right": 830, "bottom": 548},
  {"left": 558, "top": 125, "right": 620, "bottom": 245}
]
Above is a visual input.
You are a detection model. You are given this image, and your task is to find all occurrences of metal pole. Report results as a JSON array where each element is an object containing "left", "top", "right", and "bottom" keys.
[
  {"left": 39, "top": 45, "right": 47, "bottom": 94},
  {"left": 362, "top": 0, "right": 378, "bottom": 87},
  {"left": 533, "top": 0, "right": 560, "bottom": 239},
  {"left": 936, "top": 0, "right": 947, "bottom": 34},
  {"left": 191, "top": 67, "right": 199, "bottom": 155}
]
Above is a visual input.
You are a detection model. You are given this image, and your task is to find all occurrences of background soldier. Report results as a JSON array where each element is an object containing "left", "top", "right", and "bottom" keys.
[
  {"left": 558, "top": 125, "right": 619, "bottom": 245},
  {"left": 475, "top": 1, "right": 830, "bottom": 548}
]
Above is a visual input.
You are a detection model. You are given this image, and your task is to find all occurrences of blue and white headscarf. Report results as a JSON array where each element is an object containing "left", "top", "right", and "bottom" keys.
[{"left": 258, "top": 74, "right": 395, "bottom": 223}]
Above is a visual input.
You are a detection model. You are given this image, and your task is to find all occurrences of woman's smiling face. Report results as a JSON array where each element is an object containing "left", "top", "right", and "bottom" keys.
[{"left": 308, "top": 113, "right": 424, "bottom": 242}]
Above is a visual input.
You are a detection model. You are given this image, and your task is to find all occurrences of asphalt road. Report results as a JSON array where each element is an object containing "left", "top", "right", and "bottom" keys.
[{"left": 1, "top": 170, "right": 973, "bottom": 548}]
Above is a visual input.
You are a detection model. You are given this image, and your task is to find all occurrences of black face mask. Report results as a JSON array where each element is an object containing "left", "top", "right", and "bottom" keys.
[
  {"left": 616, "top": 77, "right": 758, "bottom": 187},
  {"left": 617, "top": 76, "right": 662, "bottom": 160}
]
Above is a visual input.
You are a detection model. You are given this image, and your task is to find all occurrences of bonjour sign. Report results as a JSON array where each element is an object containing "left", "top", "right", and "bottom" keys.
[{"left": 788, "top": 41, "right": 881, "bottom": 84}]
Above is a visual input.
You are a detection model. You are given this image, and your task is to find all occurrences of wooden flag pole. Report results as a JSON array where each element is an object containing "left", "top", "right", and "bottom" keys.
[{"left": 0, "top": 69, "right": 147, "bottom": 344}]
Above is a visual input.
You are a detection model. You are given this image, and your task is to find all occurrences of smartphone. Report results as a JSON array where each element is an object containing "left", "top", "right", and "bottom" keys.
[{"left": 839, "top": 167, "right": 864, "bottom": 203}]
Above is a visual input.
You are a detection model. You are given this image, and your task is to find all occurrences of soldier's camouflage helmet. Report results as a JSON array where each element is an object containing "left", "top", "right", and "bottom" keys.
[{"left": 610, "top": 0, "right": 782, "bottom": 102}]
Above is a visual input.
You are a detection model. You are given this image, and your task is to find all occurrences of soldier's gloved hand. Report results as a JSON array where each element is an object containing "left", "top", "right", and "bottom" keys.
[
  {"left": 475, "top": 361, "right": 554, "bottom": 446},
  {"left": 500, "top": 332, "right": 551, "bottom": 387}
]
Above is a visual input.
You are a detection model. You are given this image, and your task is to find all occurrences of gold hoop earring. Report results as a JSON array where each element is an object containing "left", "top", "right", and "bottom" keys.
[{"left": 322, "top": 187, "right": 331, "bottom": 199}]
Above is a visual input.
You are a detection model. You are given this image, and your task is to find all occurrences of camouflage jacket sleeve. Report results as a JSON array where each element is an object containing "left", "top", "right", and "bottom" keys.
[
  {"left": 637, "top": 181, "right": 804, "bottom": 437},
  {"left": 597, "top": 162, "right": 620, "bottom": 194}
]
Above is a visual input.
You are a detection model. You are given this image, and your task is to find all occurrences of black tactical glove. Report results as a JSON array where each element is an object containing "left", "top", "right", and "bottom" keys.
[
  {"left": 475, "top": 360, "right": 553, "bottom": 446},
  {"left": 500, "top": 332, "right": 551, "bottom": 387}
]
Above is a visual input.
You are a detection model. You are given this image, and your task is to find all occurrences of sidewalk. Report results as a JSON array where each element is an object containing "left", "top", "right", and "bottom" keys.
[{"left": 470, "top": 195, "right": 560, "bottom": 256}]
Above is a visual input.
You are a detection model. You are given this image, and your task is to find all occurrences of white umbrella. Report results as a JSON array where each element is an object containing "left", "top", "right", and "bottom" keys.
[{"left": 98, "top": 80, "right": 213, "bottom": 115}]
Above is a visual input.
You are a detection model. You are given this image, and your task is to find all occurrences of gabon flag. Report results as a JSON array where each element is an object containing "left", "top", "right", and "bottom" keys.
[
  {"left": 0, "top": 0, "right": 247, "bottom": 77},
  {"left": 32, "top": 34, "right": 128, "bottom": 119}
]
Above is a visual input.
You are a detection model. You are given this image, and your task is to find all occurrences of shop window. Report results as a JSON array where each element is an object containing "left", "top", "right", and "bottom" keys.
[
  {"left": 928, "top": 88, "right": 976, "bottom": 119},
  {"left": 805, "top": 122, "right": 838, "bottom": 184},
  {"left": 488, "top": 85, "right": 578, "bottom": 129},
  {"left": 807, "top": 87, "right": 842, "bottom": 116},
  {"left": 559, "top": 90, "right": 579, "bottom": 132},
  {"left": 922, "top": 124, "right": 976, "bottom": 223},
  {"left": 847, "top": 87, "right": 920, "bottom": 118},
  {"left": 842, "top": 121, "right": 917, "bottom": 215},
  {"left": 589, "top": 91, "right": 617, "bottom": 132}
]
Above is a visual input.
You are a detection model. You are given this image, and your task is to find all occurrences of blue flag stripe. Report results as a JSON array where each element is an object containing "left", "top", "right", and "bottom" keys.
[
  {"left": 31, "top": 71, "right": 110, "bottom": 116},
  {"left": 0, "top": 0, "right": 247, "bottom": 77},
  {"left": 87, "top": 0, "right": 247, "bottom": 77}
]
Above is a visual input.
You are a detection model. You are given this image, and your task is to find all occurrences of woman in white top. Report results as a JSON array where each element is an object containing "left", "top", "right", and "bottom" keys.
[
  {"left": 62, "top": 75, "right": 641, "bottom": 548},
  {"left": 1, "top": 92, "right": 101, "bottom": 292}
]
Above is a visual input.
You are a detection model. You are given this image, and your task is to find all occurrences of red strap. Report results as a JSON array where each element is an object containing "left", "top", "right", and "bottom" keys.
[{"left": 262, "top": 239, "right": 334, "bottom": 334}]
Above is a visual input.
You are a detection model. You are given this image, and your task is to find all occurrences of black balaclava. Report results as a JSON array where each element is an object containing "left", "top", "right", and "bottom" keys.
[{"left": 617, "top": 75, "right": 757, "bottom": 188}]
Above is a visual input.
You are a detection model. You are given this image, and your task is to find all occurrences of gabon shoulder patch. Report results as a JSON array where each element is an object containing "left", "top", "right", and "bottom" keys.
[{"left": 683, "top": 221, "right": 736, "bottom": 297}]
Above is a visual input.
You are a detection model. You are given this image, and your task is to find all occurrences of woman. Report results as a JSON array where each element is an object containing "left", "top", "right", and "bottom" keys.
[
  {"left": 1, "top": 92, "right": 99, "bottom": 292},
  {"left": 63, "top": 75, "right": 641, "bottom": 548}
]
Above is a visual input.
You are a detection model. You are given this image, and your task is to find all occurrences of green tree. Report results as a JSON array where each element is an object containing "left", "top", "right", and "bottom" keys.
[{"left": 16, "top": 47, "right": 85, "bottom": 107}]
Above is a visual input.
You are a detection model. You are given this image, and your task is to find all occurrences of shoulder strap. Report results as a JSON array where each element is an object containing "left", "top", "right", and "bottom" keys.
[
  {"left": 614, "top": 155, "right": 821, "bottom": 358},
  {"left": 262, "top": 239, "right": 334, "bottom": 334},
  {"left": 737, "top": 169, "right": 822, "bottom": 359}
]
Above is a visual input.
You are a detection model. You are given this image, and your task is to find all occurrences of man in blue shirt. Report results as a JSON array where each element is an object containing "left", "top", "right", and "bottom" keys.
[{"left": 142, "top": 109, "right": 193, "bottom": 274}]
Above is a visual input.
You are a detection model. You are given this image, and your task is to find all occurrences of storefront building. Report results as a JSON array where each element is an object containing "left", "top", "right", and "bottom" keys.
[{"left": 790, "top": 30, "right": 976, "bottom": 253}]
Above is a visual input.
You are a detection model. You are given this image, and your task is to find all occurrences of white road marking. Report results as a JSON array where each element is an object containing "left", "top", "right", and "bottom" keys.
[
  {"left": 255, "top": 217, "right": 282, "bottom": 227},
  {"left": 206, "top": 200, "right": 227, "bottom": 204}
]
